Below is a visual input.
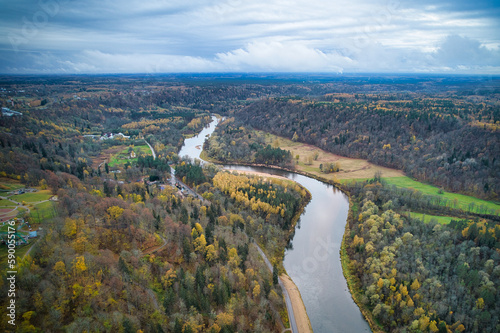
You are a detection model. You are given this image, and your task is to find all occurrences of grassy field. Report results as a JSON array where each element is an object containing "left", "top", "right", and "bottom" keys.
[
  {"left": 108, "top": 144, "right": 152, "bottom": 167},
  {"left": 30, "top": 201, "right": 56, "bottom": 224},
  {"left": 405, "top": 212, "right": 461, "bottom": 225},
  {"left": 260, "top": 131, "right": 404, "bottom": 180},
  {"left": 0, "top": 178, "right": 24, "bottom": 192},
  {"left": 0, "top": 199, "right": 17, "bottom": 207},
  {"left": 9, "top": 190, "right": 52, "bottom": 203},
  {"left": 385, "top": 177, "right": 500, "bottom": 215}
]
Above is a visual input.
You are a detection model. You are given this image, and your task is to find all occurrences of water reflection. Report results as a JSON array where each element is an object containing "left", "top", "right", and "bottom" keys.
[{"left": 182, "top": 118, "right": 371, "bottom": 333}]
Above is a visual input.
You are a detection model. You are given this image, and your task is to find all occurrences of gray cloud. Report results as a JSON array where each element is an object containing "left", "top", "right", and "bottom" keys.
[
  {"left": 0, "top": 0, "right": 498, "bottom": 73},
  {"left": 434, "top": 35, "right": 500, "bottom": 67}
]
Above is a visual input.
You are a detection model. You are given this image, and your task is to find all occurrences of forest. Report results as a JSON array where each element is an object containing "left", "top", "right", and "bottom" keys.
[
  {"left": 0, "top": 74, "right": 499, "bottom": 332},
  {"left": 203, "top": 118, "right": 293, "bottom": 169},
  {"left": 343, "top": 177, "right": 499, "bottom": 332},
  {"left": 0, "top": 78, "right": 313, "bottom": 332},
  {"left": 230, "top": 95, "right": 500, "bottom": 200}
]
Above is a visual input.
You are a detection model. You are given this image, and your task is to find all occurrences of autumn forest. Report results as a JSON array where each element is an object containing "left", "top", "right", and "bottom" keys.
[{"left": 0, "top": 74, "right": 499, "bottom": 333}]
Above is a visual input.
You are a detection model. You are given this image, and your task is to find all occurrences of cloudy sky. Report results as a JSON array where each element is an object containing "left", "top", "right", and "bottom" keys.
[{"left": 0, "top": 0, "right": 499, "bottom": 74}]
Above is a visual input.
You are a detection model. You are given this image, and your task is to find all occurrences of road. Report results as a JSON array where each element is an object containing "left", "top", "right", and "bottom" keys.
[
  {"left": 143, "top": 235, "right": 167, "bottom": 255},
  {"left": 144, "top": 140, "right": 156, "bottom": 160},
  {"left": 169, "top": 169, "right": 207, "bottom": 203},
  {"left": 253, "top": 241, "right": 298, "bottom": 333}
]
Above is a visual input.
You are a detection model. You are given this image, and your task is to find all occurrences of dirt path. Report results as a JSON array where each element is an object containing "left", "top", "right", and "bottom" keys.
[
  {"left": 23, "top": 236, "right": 41, "bottom": 259},
  {"left": 280, "top": 275, "right": 313, "bottom": 333},
  {"left": 143, "top": 235, "right": 167, "bottom": 255}
]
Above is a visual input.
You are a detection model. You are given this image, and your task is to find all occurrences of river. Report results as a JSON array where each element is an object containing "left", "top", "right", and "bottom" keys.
[{"left": 178, "top": 117, "right": 371, "bottom": 333}]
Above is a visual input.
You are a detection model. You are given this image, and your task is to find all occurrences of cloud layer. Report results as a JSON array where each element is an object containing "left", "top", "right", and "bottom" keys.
[{"left": 0, "top": 0, "right": 499, "bottom": 73}]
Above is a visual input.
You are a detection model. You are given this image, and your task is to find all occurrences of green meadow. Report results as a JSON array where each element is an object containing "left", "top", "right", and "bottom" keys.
[
  {"left": 405, "top": 212, "right": 463, "bottom": 225},
  {"left": 108, "top": 144, "right": 152, "bottom": 167},
  {"left": 385, "top": 176, "right": 500, "bottom": 215},
  {"left": 10, "top": 190, "right": 53, "bottom": 203},
  {"left": 30, "top": 201, "right": 56, "bottom": 224}
]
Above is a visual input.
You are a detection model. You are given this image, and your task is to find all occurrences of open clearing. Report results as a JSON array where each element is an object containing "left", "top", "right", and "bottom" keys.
[
  {"left": 0, "top": 179, "right": 24, "bottom": 192},
  {"left": 0, "top": 199, "right": 17, "bottom": 207},
  {"left": 258, "top": 132, "right": 500, "bottom": 216},
  {"left": 93, "top": 144, "right": 152, "bottom": 169},
  {"left": 386, "top": 177, "right": 500, "bottom": 215},
  {"left": 260, "top": 131, "right": 404, "bottom": 181},
  {"left": 10, "top": 190, "right": 52, "bottom": 203},
  {"left": 30, "top": 201, "right": 56, "bottom": 224},
  {"left": 108, "top": 144, "right": 151, "bottom": 167},
  {"left": 405, "top": 212, "right": 462, "bottom": 225},
  {"left": 92, "top": 145, "right": 126, "bottom": 169}
]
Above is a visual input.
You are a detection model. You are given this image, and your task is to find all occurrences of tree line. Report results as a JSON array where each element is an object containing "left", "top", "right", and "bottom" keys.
[{"left": 230, "top": 97, "right": 499, "bottom": 199}]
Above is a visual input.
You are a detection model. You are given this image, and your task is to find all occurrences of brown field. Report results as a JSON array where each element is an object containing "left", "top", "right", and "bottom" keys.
[
  {"left": 0, "top": 208, "right": 18, "bottom": 222},
  {"left": 260, "top": 131, "right": 404, "bottom": 181}
]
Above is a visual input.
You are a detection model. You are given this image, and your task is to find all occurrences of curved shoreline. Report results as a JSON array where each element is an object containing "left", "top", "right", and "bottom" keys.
[
  {"left": 219, "top": 162, "right": 375, "bottom": 333},
  {"left": 229, "top": 168, "right": 313, "bottom": 333}
]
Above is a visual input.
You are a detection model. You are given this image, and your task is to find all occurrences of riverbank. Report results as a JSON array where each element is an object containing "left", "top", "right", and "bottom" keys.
[
  {"left": 341, "top": 197, "right": 384, "bottom": 333},
  {"left": 225, "top": 169, "right": 289, "bottom": 181},
  {"left": 227, "top": 168, "right": 314, "bottom": 333},
  {"left": 280, "top": 274, "right": 313, "bottom": 333},
  {"left": 221, "top": 162, "right": 377, "bottom": 332}
]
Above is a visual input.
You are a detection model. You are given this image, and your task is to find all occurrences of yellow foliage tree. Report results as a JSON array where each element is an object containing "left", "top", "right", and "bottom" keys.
[
  {"left": 411, "top": 278, "right": 421, "bottom": 291},
  {"left": 194, "top": 234, "right": 207, "bottom": 254},
  {"left": 161, "top": 268, "right": 177, "bottom": 288},
  {"left": 73, "top": 256, "right": 87, "bottom": 274},
  {"left": 476, "top": 297, "right": 485, "bottom": 309},
  {"left": 107, "top": 206, "right": 124, "bottom": 220},
  {"left": 19, "top": 311, "right": 36, "bottom": 333},
  {"left": 54, "top": 261, "right": 66, "bottom": 276},
  {"left": 208, "top": 323, "right": 221, "bottom": 333},
  {"left": 429, "top": 320, "right": 439, "bottom": 332},
  {"left": 252, "top": 282, "right": 261, "bottom": 298},
  {"left": 419, "top": 315, "right": 430, "bottom": 331},
  {"left": 399, "top": 284, "right": 408, "bottom": 296},
  {"left": 216, "top": 311, "right": 234, "bottom": 327},
  {"left": 228, "top": 247, "right": 241, "bottom": 268},
  {"left": 205, "top": 244, "right": 217, "bottom": 262}
]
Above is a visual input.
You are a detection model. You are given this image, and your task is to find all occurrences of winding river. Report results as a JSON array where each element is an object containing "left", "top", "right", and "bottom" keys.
[{"left": 179, "top": 117, "right": 371, "bottom": 333}]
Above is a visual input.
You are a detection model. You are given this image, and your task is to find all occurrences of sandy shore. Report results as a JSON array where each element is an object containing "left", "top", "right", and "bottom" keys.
[
  {"left": 224, "top": 169, "right": 289, "bottom": 181},
  {"left": 280, "top": 275, "right": 313, "bottom": 333}
]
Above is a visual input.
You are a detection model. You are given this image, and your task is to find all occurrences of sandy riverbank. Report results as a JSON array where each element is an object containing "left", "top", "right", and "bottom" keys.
[
  {"left": 223, "top": 169, "right": 290, "bottom": 181},
  {"left": 280, "top": 275, "right": 313, "bottom": 333}
]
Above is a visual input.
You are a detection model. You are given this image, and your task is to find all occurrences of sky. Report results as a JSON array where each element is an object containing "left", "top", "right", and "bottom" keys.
[{"left": 0, "top": 0, "right": 499, "bottom": 74}]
